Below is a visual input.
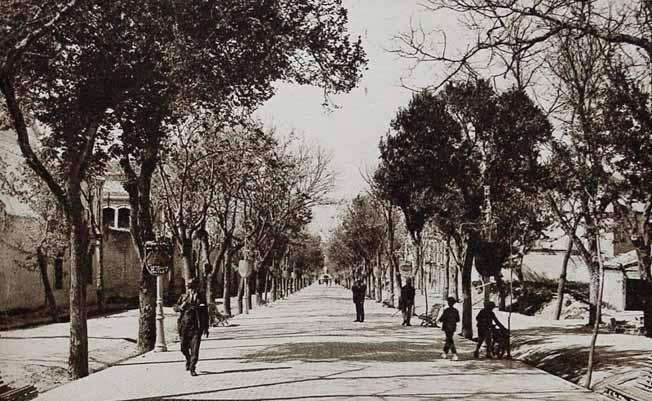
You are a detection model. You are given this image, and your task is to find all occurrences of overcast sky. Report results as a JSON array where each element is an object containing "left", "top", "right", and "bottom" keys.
[{"left": 256, "top": 1, "right": 461, "bottom": 238}]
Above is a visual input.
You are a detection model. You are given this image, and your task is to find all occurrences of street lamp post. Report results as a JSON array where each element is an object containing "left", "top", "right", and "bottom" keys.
[
  {"left": 144, "top": 239, "right": 173, "bottom": 353},
  {"left": 155, "top": 274, "right": 167, "bottom": 352}
]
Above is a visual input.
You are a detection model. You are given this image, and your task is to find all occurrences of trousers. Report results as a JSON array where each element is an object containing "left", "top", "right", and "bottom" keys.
[
  {"left": 180, "top": 327, "right": 202, "bottom": 371},
  {"left": 355, "top": 301, "right": 365, "bottom": 322},
  {"left": 444, "top": 330, "right": 457, "bottom": 354}
]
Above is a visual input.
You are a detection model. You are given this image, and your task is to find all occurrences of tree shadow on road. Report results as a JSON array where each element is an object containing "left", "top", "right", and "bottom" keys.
[{"left": 509, "top": 326, "right": 650, "bottom": 384}]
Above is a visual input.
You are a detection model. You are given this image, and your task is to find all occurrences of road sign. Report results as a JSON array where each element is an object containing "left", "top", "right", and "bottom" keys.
[
  {"left": 399, "top": 262, "right": 413, "bottom": 277},
  {"left": 238, "top": 259, "right": 253, "bottom": 278},
  {"left": 144, "top": 240, "right": 172, "bottom": 276}
]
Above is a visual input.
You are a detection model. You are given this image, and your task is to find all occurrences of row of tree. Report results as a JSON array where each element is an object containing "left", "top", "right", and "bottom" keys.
[
  {"left": 0, "top": 0, "right": 366, "bottom": 379},
  {"left": 331, "top": 0, "right": 652, "bottom": 342}
]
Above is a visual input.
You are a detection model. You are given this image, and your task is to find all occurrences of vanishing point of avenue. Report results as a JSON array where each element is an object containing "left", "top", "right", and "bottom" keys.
[{"left": 1, "top": 1, "right": 651, "bottom": 401}]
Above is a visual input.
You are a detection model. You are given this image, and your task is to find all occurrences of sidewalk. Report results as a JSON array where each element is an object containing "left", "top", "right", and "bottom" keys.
[{"left": 34, "top": 285, "right": 609, "bottom": 401}]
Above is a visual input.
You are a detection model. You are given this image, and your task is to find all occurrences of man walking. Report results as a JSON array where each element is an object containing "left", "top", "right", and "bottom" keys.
[
  {"left": 175, "top": 278, "right": 209, "bottom": 376},
  {"left": 352, "top": 278, "right": 366, "bottom": 322},
  {"left": 399, "top": 277, "right": 415, "bottom": 326}
]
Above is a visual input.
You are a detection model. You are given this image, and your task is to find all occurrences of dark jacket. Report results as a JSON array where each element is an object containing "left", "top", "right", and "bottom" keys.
[
  {"left": 399, "top": 284, "right": 415, "bottom": 310},
  {"left": 352, "top": 282, "right": 366, "bottom": 303},
  {"left": 438, "top": 306, "right": 460, "bottom": 332},
  {"left": 175, "top": 290, "right": 209, "bottom": 335},
  {"left": 476, "top": 308, "right": 503, "bottom": 332}
]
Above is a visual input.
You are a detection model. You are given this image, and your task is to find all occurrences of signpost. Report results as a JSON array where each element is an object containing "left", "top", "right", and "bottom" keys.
[
  {"left": 238, "top": 255, "right": 253, "bottom": 314},
  {"left": 145, "top": 239, "right": 172, "bottom": 352}
]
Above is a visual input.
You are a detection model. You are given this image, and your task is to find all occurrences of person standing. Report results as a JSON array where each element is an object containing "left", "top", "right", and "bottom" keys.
[
  {"left": 473, "top": 301, "right": 506, "bottom": 359},
  {"left": 399, "top": 278, "right": 416, "bottom": 326},
  {"left": 438, "top": 297, "right": 460, "bottom": 360},
  {"left": 352, "top": 278, "right": 366, "bottom": 322},
  {"left": 175, "top": 278, "right": 209, "bottom": 376}
]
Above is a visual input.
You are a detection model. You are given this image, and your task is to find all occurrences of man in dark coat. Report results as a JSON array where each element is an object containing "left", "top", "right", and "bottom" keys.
[
  {"left": 399, "top": 277, "right": 416, "bottom": 326},
  {"left": 352, "top": 278, "right": 366, "bottom": 322},
  {"left": 175, "top": 278, "right": 209, "bottom": 376}
]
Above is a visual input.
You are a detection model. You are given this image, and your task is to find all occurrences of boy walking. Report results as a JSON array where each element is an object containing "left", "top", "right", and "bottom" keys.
[{"left": 438, "top": 297, "right": 460, "bottom": 360}]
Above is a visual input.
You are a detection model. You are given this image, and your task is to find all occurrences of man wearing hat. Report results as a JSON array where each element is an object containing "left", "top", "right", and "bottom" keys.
[
  {"left": 174, "top": 278, "right": 209, "bottom": 376},
  {"left": 399, "top": 277, "right": 415, "bottom": 326},
  {"left": 473, "top": 301, "right": 506, "bottom": 359},
  {"left": 351, "top": 277, "right": 367, "bottom": 322}
]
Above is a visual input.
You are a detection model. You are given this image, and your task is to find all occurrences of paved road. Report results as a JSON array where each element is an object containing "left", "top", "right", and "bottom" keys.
[{"left": 36, "top": 285, "right": 609, "bottom": 401}]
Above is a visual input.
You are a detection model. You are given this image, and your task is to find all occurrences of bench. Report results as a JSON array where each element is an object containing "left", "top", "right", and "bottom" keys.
[
  {"left": 417, "top": 304, "right": 442, "bottom": 327},
  {"left": 208, "top": 304, "right": 230, "bottom": 327},
  {"left": 0, "top": 377, "right": 37, "bottom": 401}
]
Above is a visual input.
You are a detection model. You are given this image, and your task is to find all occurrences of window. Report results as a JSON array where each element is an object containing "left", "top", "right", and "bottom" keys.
[
  {"left": 626, "top": 278, "right": 645, "bottom": 311},
  {"left": 102, "top": 208, "right": 115, "bottom": 228},
  {"left": 54, "top": 257, "right": 64, "bottom": 290},
  {"left": 117, "top": 208, "right": 130, "bottom": 229}
]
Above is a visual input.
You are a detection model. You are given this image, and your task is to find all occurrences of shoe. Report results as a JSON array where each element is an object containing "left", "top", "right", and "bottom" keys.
[
  {"left": 190, "top": 370, "right": 197, "bottom": 377},
  {"left": 406, "top": 322, "right": 411, "bottom": 326},
  {"left": 473, "top": 351, "right": 479, "bottom": 359},
  {"left": 451, "top": 354, "right": 459, "bottom": 361},
  {"left": 441, "top": 352, "right": 448, "bottom": 359}
]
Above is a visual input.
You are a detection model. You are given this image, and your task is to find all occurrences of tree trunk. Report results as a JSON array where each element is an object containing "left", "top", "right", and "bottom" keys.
[
  {"left": 389, "top": 251, "right": 396, "bottom": 307},
  {"left": 237, "top": 275, "right": 244, "bottom": 314},
  {"left": 585, "top": 234, "right": 606, "bottom": 389},
  {"left": 181, "top": 239, "right": 194, "bottom": 288},
  {"left": 37, "top": 246, "right": 58, "bottom": 323},
  {"left": 68, "top": 205, "right": 89, "bottom": 379},
  {"left": 255, "top": 269, "right": 262, "bottom": 305},
  {"left": 496, "top": 274, "right": 506, "bottom": 311},
  {"left": 120, "top": 154, "right": 157, "bottom": 354},
  {"left": 482, "top": 275, "right": 491, "bottom": 304},
  {"left": 376, "top": 250, "right": 383, "bottom": 302},
  {"left": 271, "top": 275, "right": 277, "bottom": 302},
  {"left": 588, "top": 265, "right": 600, "bottom": 326},
  {"left": 246, "top": 276, "right": 253, "bottom": 310},
  {"left": 416, "top": 237, "right": 428, "bottom": 314},
  {"left": 96, "top": 236, "right": 105, "bottom": 315},
  {"left": 443, "top": 235, "right": 451, "bottom": 301},
  {"left": 263, "top": 269, "right": 269, "bottom": 302},
  {"left": 461, "top": 234, "right": 477, "bottom": 339},
  {"left": 555, "top": 238, "right": 574, "bottom": 320},
  {"left": 223, "top": 252, "right": 233, "bottom": 316}
]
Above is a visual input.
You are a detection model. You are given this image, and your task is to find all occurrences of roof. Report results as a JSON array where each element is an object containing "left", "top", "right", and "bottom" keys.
[{"left": 604, "top": 250, "right": 639, "bottom": 269}]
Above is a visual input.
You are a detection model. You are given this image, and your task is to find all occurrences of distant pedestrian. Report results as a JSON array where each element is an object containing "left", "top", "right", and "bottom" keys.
[
  {"left": 473, "top": 301, "right": 506, "bottom": 359},
  {"left": 174, "top": 278, "right": 209, "bottom": 376},
  {"left": 352, "top": 278, "right": 366, "bottom": 322},
  {"left": 399, "top": 278, "right": 415, "bottom": 326},
  {"left": 438, "top": 297, "right": 460, "bottom": 360}
]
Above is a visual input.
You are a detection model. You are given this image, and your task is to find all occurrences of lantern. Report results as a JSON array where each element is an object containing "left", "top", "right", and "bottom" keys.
[{"left": 144, "top": 239, "right": 173, "bottom": 276}]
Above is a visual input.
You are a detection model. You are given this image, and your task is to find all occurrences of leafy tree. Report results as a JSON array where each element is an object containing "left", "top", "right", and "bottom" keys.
[
  {"left": 3, "top": 0, "right": 367, "bottom": 360},
  {"left": 377, "top": 80, "right": 551, "bottom": 338},
  {"left": 600, "top": 63, "right": 652, "bottom": 336},
  {"left": 376, "top": 89, "right": 462, "bottom": 311},
  {"left": 112, "top": 0, "right": 367, "bottom": 351}
]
